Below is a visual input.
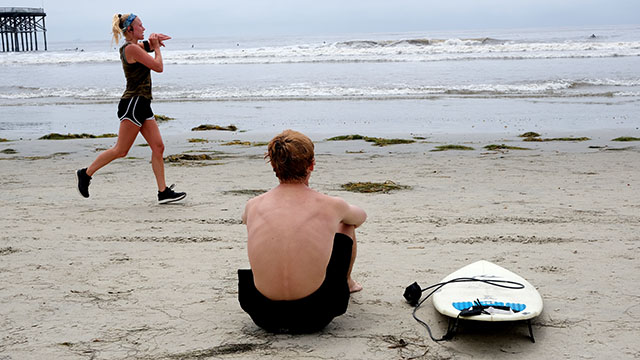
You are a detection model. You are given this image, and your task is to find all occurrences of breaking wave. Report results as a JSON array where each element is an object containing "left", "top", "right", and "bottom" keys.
[{"left": 1, "top": 37, "right": 639, "bottom": 66}]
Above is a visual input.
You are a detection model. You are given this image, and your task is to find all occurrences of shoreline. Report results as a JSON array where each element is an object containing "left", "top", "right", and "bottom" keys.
[
  {"left": 1, "top": 130, "right": 639, "bottom": 359},
  {"left": 1, "top": 127, "right": 639, "bottom": 159},
  {"left": 2, "top": 94, "right": 639, "bottom": 141}
]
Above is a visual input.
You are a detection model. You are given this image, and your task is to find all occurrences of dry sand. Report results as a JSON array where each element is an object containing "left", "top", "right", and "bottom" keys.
[{"left": 1, "top": 131, "right": 639, "bottom": 359}]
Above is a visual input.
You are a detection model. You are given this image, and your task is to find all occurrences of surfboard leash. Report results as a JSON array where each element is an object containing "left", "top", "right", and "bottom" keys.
[{"left": 403, "top": 277, "right": 524, "bottom": 342}]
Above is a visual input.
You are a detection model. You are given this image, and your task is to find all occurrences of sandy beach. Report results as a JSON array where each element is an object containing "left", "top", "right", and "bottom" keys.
[{"left": 1, "top": 130, "right": 639, "bottom": 359}]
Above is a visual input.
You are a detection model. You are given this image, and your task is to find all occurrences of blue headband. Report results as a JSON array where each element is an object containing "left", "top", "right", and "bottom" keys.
[{"left": 120, "top": 14, "right": 137, "bottom": 31}]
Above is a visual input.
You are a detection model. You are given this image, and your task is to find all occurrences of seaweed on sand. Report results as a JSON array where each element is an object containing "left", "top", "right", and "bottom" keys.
[
  {"left": 164, "top": 153, "right": 221, "bottom": 162},
  {"left": 191, "top": 124, "right": 238, "bottom": 132},
  {"left": 431, "top": 145, "right": 475, "bottom": 152},
  {"left": 519, "top": 132, "right": 541, "bottom": 138},
  {"left": 523, "top": 137, "right": 590, "bottom": 142},
  {"left": 188, "top": 138, "right": 209, "bottom": 143},
  {"left": 327, "top": 134, "right": 415, "bottom": 147},
  {"left": 341, "top": 180, "right": 410, "bottom": 193},
  {"left": 522, "top": 137, "right": 543, "bottom": 142},
  {"left": 221, "top": 140, "right": 269, "bottom": 147},
  {"left": 365, "top": 137, "right": 415, "bottom": 146},
  {"left": 612, "top": 137, "right": 640, "bottom": 142},
  {"left": 0, "top": 247, "right": 19, "bottom": 255},
  {"left": 39, "top": 133, "right": 117, "bottom": 140},
  {"left": 484, "top": 144, "right": 531, "bottom": 151},
  {"left": 327, "top": 134, "right": 366, "bottom": 141},
  {"left": 164, "top": 153, "right": 227, "bottom": 166},
  {"left": 154, "top": 114, "right": 174, "bottom": 122}
]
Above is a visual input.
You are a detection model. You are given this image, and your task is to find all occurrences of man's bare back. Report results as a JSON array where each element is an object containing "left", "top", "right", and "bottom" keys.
[
  {"left": 243, "top": 183, "right": 366, "bottom": 300},
  {"left": 238, "top": 130, "right": 366, "bottom": 333}
]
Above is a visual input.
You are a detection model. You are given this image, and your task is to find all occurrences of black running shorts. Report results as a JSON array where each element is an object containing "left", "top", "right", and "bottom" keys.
[{"left": 117, "top": 96, "right": 154, "bottom": 127}]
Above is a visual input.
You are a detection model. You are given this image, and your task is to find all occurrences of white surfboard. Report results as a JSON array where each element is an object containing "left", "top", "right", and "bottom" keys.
[{"left": 432, "top": 260, "right": 543, "bottom": 321}]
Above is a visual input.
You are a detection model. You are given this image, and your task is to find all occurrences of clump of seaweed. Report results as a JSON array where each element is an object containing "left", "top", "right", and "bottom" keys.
[
  {"left": 223, "top": 189, "right": 268, "bottom": 196},
  {"left": 222, "top": 140, "right": 251, "bottom": 146},
  {"left": 522, "top": 137, "right": 543, "bottom": 142},
  {"left": 326, "top": 134, "right": 415, "bottom": 147},
  {"left": 603, "top": 147, "right": 633, "bottom": 151},
  {"left": 154, "top": 114, "right": 174, "bottom": 122},
  {"left": 0, "top": 247, "right": 19, "bottom": 255},
  {"left": 484, "top": 144, "right": 531, "bottom": 151},
  {"left": 222, "top": 140, "right": 268, "bottom": 147},
  {"left": 191, "top": 124, "right": 238, "bottom": 132},
  {"left": 1, "top": 148, "right": 17, "bottom": 154},
  {"left": 164, "top": 153, "right": 221, "bottom": 162},
  {"left": 0, "top": 138, "right": 9, "bottom": 142},
  {"left": 341, "top": 180, "right": 410, "bottom": 193},
  {"left": 552, "top": 137, "right": 591, "bottom": 141},
  {"left": 431, "top": 145, "right": 475, "bottom": 152},
  {"left": 327, "top": 134, "right": 366, "bottom": 141},
  {"left": 189, "top": 138, "right": 209, "bottom": 143},
  {"left": 39, "top": 133, "right": 117, "bottom": 140},
  {"left": 523, "top": 136, "right": 590, "bottom": 142},
  {"left": 612, "top": 136, "right": 640, "bottom": 142},
  {"left": 519, "top": 132, "right": 541, "bottom": 138},
  {"left": 137, "top": 143, "right": 149, "bottom": 147},
  {"left": 366, "top": 137, "right": 415, "bottom": 146}
]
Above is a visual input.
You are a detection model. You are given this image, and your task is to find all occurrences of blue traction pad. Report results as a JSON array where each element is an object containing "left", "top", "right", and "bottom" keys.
[{"left": 453, "top": 301, "right": 526, "bottom": 312}]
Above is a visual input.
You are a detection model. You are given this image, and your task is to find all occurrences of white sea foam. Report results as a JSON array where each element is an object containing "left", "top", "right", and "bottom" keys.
[
  {"left": 1, "top": 38, "right": 639, "bottom": 66},
  {"left": 2, "top": 78, "right": 637, "bottom": 102}
]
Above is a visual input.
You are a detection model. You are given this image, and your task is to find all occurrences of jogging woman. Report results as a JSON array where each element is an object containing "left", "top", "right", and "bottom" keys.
[{"left": 76, "top": 13, "right": 185, "bottom": 204}]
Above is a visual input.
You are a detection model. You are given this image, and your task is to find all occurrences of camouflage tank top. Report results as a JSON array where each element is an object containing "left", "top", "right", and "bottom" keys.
[{"left": 119, "top": 43, "right": 152, "bottom": 100}]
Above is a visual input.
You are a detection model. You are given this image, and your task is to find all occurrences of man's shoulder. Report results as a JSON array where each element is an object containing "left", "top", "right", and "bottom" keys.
[
  {"left": 312, "top": 191, "right": 349, "bottom": 208},
  {"left": 246, "top": 190, "right": 270, "bottom": 205}
]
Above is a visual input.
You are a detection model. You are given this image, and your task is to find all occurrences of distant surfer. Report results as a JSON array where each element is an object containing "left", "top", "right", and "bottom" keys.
[
  {"left": 75, "top": 13, "right": 186, "bottom": 204},
  {"left": 590, "top": 34, "right": 597, "bottom": 38},
  {"left": 238, "top": 130, "right": 366, "bottom": 333}
]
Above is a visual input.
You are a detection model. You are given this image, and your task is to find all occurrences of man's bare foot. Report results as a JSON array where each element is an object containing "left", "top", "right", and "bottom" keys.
[{"left": 348, "top": 278, "right": 363, "bottom": 293}]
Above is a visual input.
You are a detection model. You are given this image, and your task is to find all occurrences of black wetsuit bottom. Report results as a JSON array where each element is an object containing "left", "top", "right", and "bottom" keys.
[{"left": 238, "top": 233, "right": 353, "bottom": 333}]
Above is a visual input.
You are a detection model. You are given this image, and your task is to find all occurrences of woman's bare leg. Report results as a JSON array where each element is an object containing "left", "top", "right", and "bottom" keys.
[
  {"left": 338, "top": 222, "right": 362, "bottom": 293},
  {"left": 139, "top": 119, "right": 166, "bottom": 191},
  {"left": 87, "top": 120, "right": 140, "bottom": 176}
]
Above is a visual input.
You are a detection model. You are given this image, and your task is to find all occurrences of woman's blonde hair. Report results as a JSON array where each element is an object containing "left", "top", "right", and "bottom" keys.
[
  {"left": 111, "top": 13, "right": 133, "bottom": 44},
  {"left": 266, "top": 130, "right": 315, "bottom": 182}
]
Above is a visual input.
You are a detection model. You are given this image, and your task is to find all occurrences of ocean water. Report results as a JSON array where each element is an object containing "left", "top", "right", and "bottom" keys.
[{"left": 1, "top": 25, "right": 639, "bottom": 139}]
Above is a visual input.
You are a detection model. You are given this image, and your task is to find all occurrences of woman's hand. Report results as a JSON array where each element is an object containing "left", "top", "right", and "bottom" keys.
[{"left": 149, "top": 33, "right": 171, "bottom": 49}]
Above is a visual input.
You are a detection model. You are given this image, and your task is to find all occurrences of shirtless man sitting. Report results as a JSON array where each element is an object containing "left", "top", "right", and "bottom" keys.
[{"left": 238, "top": 129, "right": 367, "bottom": 333}]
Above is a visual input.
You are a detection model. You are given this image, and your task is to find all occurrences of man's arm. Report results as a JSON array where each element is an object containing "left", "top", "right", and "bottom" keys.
[
  {"left": 338, "top": 198, "right": 367, "bottom": 228},
  {"left": 241, "top": 202, "right": 249, "bottom": 224}
]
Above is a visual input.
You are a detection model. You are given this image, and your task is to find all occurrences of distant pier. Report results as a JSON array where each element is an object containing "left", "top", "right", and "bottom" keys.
[{"left": 0, "top": 7, "right": 47, "bottom": 52}]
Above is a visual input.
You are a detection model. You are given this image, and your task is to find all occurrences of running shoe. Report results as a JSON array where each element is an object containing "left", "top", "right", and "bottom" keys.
[
  {"left": 76, "top": 168, "right": 91, "bottom": 198},
  {"left": 158, "top": 184, "right": 186, "bottom": 204}
]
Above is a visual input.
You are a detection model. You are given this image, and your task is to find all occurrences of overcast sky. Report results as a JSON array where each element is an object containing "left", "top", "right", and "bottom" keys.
[{"left": 2, "top": 0, "right": 639, "bottom": 42}]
